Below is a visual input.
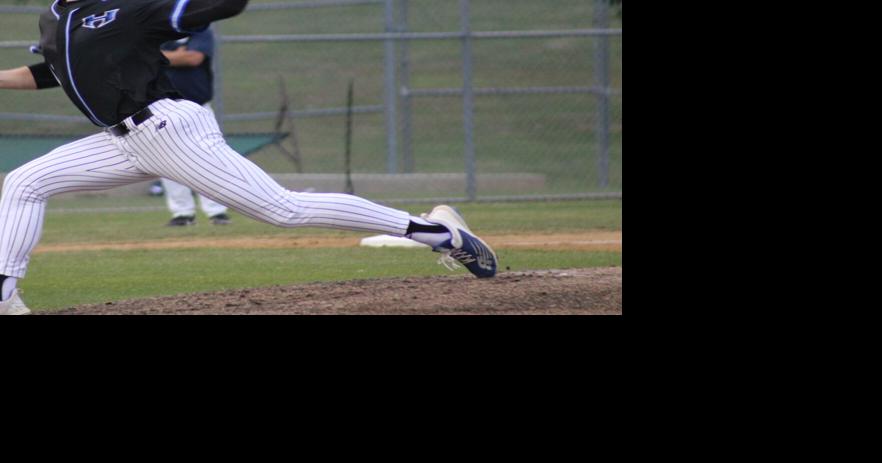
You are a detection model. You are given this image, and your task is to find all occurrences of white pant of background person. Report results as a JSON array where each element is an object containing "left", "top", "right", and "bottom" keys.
[
  {"left": 162, "top": 177, "right": 228, "bottom": 219},
  {"left": 160, "top": 103, "right": 228, "bottom": 219},
  {"left": 0, "top": 99, "right": 414, "bottom": 278}
]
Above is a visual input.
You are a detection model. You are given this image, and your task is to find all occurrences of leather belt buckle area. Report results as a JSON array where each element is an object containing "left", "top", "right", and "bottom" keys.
[
  {"left": 107, "top": 124, "right": 129, "bottom": 137},
  {"left": 108, "top": 107, "right": 154, "bottom": 137}
]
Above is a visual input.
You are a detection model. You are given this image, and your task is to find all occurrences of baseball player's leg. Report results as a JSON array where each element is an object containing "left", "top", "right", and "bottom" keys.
[
  {"left": 155, "top": 102, "right": 217, "bottom": 221},
  {"left": 161, "top": 178, "right": 197, "bottom": 219},
  {"left": 129, "top": 99, "right": 414, "bottom": 234},
  {"left": 0, "top": 132, "right": 154, "bottom": 292},
  {"left": 193, "top": 104, "right": 231, "bottom": 223},
  {"left": 129, "top": 99, "right": 495, "bottom": 276}
]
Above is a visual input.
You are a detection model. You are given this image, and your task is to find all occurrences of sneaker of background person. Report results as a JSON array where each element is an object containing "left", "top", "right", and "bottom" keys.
[
  {"left": 167, "top": 215, "right": 196, "bottom": 227},
  {"left": 210, "top": 213, "right": 232, "bottom": 225}
]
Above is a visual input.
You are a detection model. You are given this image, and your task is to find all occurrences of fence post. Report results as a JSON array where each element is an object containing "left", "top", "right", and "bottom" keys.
[
  {"left": 398, "top": 0, "right": 414, "bottom": 173},
  {"left": 212, "top": 24, "right": 225, "bottom": 132},
  {"left": 383, "top": 0, "right": 399, "bottom": 174},
  {"left": 594, "top": 0, "right": 610, "bottom": 188},
  {"left": 460, "top": 0, "right": 477, "bottom": 201}
]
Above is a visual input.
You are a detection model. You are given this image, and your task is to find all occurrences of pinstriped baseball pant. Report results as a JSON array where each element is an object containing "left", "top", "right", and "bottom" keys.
[{"left": 0, "top": 99, "right": 411, "bottom": 278}]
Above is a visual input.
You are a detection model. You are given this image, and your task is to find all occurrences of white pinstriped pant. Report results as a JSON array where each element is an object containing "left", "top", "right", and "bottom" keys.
[
  {"left": 0, "top": 99, "right": 411, "bottom": 278},
  {"left": 161, "top": 103, "right": 228, "bottom": 219}
]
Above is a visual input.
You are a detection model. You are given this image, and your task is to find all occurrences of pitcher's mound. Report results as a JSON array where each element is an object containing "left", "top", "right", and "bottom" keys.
[{"left": 47, "top": 267, "right": 622, "bottom": 315}]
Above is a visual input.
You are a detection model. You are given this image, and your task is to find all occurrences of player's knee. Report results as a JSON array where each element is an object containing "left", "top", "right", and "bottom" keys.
[
  {"left": 1, "top": 167, "right": 45, "bottom": 204},
  {"left": 2, "top": 167, "right": 27, "bottom": 196}
]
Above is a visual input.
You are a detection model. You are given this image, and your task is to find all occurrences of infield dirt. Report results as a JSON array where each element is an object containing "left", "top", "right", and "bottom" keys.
[{"left": 46, "top": 267, "right": 622, "bottom": 315}]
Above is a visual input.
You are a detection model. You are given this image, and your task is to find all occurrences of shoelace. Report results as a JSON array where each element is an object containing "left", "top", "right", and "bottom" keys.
[
  {"left": 437, "top": 248, "right": 480, "bottom": 271},
  {"left": 437, "top": 252, "right": 462, "bottom": 271}
]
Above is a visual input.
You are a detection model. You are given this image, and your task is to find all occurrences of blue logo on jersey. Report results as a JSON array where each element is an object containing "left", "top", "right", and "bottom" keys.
[{"left": 82, "top": 9, "right": 120, "bottom": 29}]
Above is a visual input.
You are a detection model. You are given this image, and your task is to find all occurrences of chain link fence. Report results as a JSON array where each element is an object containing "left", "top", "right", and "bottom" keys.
[{"left": 1, "top": 0, "right": 622, "bottom": 202}]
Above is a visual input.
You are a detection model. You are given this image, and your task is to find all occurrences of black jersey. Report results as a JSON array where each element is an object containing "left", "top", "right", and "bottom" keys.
[{"left": 28, "top": 0, "right": 247, "bottom": 127}]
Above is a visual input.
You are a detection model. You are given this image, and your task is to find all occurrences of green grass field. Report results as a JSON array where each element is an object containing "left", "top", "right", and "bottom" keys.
[{"left": 21, "top": 198, "right": 622, "bottom": 311}]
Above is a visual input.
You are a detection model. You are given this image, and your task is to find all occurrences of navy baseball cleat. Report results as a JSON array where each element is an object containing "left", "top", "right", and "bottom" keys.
[
  {"left": 167, "top": 215, "right": 196, "bottom": 227},
  {"left": 423, "top": 205, "right": 498, "bottom": 278}
]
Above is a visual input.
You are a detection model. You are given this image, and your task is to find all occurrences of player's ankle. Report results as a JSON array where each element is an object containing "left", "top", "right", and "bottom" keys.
[
  {"left": 406, "top": 218, "right": 452, "bottom": 248},
  {"left": 406, "top": 217, "right": 448, "bottom": 235},
  {"left": 0, "top": 275, "right": 18, "bottom": 301}
]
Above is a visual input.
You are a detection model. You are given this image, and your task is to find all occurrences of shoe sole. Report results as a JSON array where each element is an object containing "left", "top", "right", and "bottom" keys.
[{"left": 0, "top": 309, "right": 31, "bottom": 315}]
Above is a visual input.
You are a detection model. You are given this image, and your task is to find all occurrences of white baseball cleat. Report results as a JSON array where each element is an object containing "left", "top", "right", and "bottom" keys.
[
  {"left": 0, "top": 289, "right": 31, "bottom": 315},
  {"left": 423, "top": 205, "right": 498, "bottom": 278}
]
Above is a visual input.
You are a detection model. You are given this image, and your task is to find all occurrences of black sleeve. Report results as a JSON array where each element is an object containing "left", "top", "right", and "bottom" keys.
[
  {"left": 141, "top": 0, "right": 249, "bottom": 36},
  {"left": 27, "top": 62, "right": 60, "bottom": 89}
]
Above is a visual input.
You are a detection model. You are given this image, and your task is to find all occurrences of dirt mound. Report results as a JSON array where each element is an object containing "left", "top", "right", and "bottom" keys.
[{"left": 46, "top": 267, "right": 622, "bottom": 315}]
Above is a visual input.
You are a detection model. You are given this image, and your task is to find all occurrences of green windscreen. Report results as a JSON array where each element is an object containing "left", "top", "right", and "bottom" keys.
[{"left": 0, "top": 133, "right": 283, "bottom": 172}]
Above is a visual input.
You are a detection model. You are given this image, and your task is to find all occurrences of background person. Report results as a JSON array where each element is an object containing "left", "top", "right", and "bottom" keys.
[{"left": 160, "top": 27, "right": 231, "bottom": 226}]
